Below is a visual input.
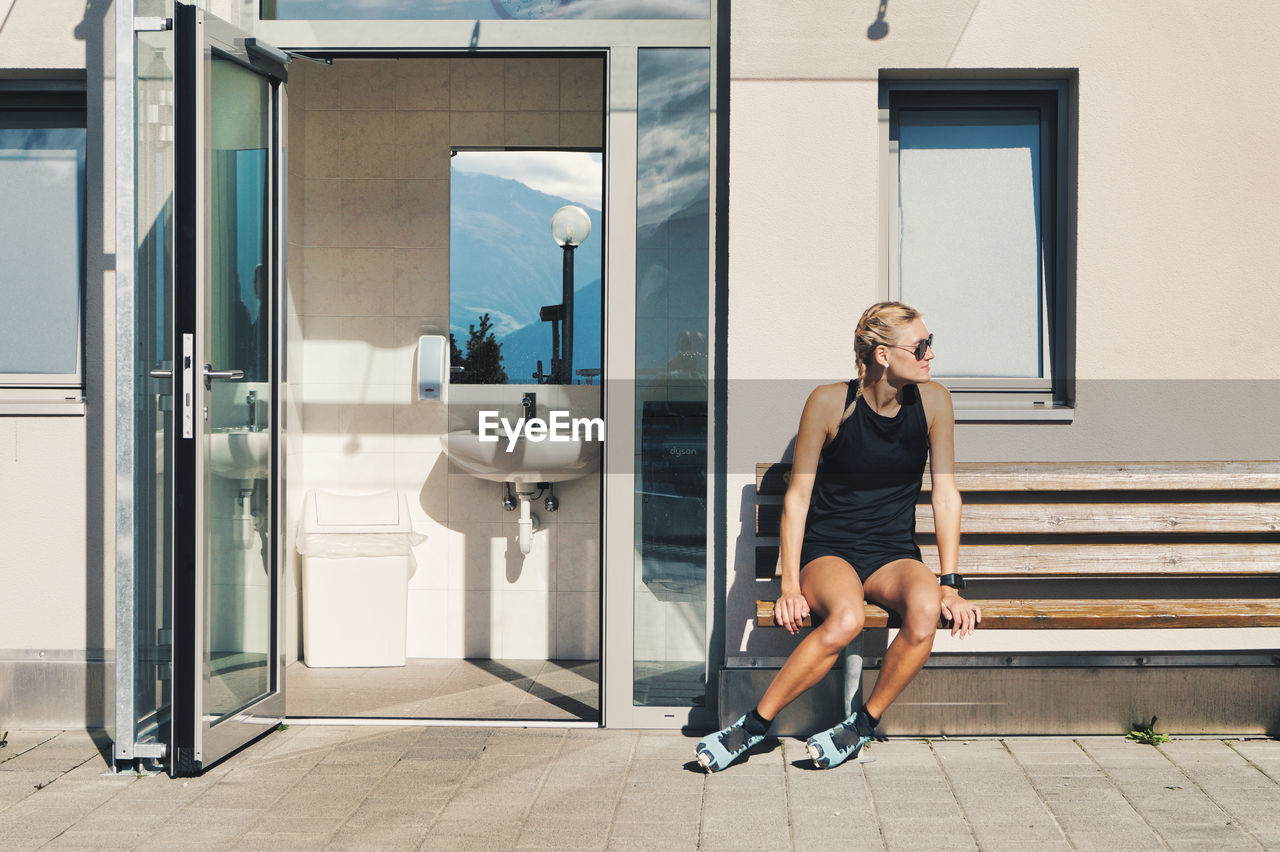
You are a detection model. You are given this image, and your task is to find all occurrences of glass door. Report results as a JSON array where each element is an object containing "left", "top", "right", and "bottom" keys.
[
  {"left": 169, "top": 2, "right": 288, "bottom": 775},
  {"left": 128, "top": 14, "right": 177, "bottom": 767}
]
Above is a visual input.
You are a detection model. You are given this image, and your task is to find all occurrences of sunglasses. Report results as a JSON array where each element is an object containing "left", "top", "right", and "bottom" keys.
[{"left": 883, "top": 333, "right": 934, "bottom": 360}]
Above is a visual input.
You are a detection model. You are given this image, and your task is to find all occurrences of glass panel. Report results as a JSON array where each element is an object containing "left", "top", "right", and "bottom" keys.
[
  {"left": 633, "top": 48, "right": 710, "bottom": 707},
  {"left": 265, "top": 0, "right": 707, "bottom": 20},
  {"left": 206, "top": 56, "right": 273, "bottom": 720},
  {"left": 449, "top": 150, "right": 603, "bottom": 385},
  {"left": 134, "top": 28, "right": 176, "bottom": 750},
  {"left": 136, "top": 0, "right": 173, "bottom": 16},
  {"left": 897, "top": 109, "right": 1044, "bottom": 378},
  {"left": 0, "top": 122, "right": 85, "bottom": 377}
]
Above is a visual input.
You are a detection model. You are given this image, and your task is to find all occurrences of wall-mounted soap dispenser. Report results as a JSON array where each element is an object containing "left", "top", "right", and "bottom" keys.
[{"left": 417, "top": 335, "right": 449, "bottom": 402}]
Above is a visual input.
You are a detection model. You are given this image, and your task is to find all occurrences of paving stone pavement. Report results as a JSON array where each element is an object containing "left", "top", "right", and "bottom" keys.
[{"left": 0, "top": 727, "right": 1278, "bottom": 850}]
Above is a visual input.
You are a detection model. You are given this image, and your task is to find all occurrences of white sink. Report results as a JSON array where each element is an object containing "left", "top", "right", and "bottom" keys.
[
  {"left": 210, "top": 427, "right": 271, "bottom": 481},
  {"left": 442, "top": 429, "right": 599, "bottom": 484}
]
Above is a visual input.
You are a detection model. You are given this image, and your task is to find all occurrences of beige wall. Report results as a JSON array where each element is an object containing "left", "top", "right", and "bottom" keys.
[
  {"left": 287, "top": 57, "right": 605, "bottom": 663},
  {"left": 727, "top": 0, "right": 1280, "bottom": 658},
  {"left": 0, "top": 419, "right": 91, "bottom": 648},
  {"left": 729, "top": 0, "right": 1280, "bottom": 388},
  {"left": 0, "top": 0, "right": 113, "bottom": 727},
  {"left": 0, "top": 0, "right": 89, "bottom": 69}
]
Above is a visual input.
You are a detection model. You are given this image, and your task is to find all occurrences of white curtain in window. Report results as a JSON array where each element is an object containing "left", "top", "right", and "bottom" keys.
[{"left": 897, "top": 111, "right": 1042, "bottom": 379}]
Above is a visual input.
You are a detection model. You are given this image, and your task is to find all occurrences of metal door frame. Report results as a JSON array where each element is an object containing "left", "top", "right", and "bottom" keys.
[
  {"left": 114, "top": 0, "right": 290, "bottom": 775},
  {"left": 256, "top": 19, "right": 716, "bottom": 732}
]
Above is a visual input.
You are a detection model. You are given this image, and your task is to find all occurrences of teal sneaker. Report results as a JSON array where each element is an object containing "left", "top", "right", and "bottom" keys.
[
  {"left": 695, "top": 714, "right": 766, "bottom": 772},
  {"left": 806, "top": 710, "right": 875, "bottom": 769}
]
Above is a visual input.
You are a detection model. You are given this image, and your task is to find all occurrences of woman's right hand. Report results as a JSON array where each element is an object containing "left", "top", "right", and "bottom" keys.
[{"left": 775, "top": 590, "right": 811, "bottom": 635}]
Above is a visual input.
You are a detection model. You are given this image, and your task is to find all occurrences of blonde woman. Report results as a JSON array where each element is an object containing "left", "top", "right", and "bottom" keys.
[{"left": 697, "top": 302, "right": 981, "bottom": 772}]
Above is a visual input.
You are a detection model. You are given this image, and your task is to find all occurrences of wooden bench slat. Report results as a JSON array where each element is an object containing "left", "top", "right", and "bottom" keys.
[
  {"left": 755, "top": 542, "right": 1280, "bottom": 578},
  {"left": 756, "top": 598, "right": 1280, "bottom": 630},
  {"left": 920, "top": 503, "right": 1280, "bottom": 535},
  {"left": 755, "top": 502, "right": 1280, "bottom": 537},
  {"left": 756, "top": 461, "right": 1280, "bottom": 496}
]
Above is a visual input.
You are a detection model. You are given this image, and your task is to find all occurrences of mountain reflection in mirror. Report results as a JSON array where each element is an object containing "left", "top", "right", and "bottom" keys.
[{"left": 449, "top": 150, "right": 603, "bottom": 385}]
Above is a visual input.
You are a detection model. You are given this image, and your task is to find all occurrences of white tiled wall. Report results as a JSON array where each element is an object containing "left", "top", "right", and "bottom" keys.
[{"left": 286, "top": 58, "right": 604, "bottom": 663}]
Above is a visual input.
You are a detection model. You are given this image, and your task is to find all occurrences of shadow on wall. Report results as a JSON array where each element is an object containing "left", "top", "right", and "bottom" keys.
[
  {"left": 328, "top": 382, "right": 602, "bottom": 663},
  {"left": 74, "top": 0, "right": 110, "bottom": 736},
  {"left": 727, "top": 431, "right": 894, "bottom": 662},
  {"left": 729, "top": 434, "right": 798, "bottom": 660},
  {"left": 867, "top": 0, "right": 889, "bottom": 40}
]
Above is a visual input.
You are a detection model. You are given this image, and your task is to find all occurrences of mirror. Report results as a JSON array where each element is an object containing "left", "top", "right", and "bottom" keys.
[{"left": 449, "top": 149, "right": 602, "bottom": 385}]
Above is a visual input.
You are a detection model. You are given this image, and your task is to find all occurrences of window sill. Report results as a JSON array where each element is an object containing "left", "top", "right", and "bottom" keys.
[
  {"left": 953, "top": 402, "right": 1074, "bottom": 423},
  {"left": 0, "top": 397, "right": 87, "bottom": 416}
]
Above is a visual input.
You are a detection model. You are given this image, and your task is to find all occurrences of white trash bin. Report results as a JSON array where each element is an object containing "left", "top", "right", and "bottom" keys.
[{"left": 297, "top": 490, "right": 425, "bottom": 667}]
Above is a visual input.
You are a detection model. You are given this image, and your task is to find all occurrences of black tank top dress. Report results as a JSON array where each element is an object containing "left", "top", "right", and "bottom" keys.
[{"left": 799, "top": 380, "right": 930, "bottom": 583}]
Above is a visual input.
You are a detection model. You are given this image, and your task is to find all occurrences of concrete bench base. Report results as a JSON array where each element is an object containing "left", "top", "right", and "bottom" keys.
[{"left": 718, "top": 660, "right": 1280, "bottom": 737}]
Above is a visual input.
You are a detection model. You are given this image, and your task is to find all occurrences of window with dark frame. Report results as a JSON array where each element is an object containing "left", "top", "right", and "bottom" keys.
[
  {"left": 883, "top": 79, "right": 1071, "bottom": 402},
  {"left": 0, "top": 84, "right": 87, "bottom": 398}
]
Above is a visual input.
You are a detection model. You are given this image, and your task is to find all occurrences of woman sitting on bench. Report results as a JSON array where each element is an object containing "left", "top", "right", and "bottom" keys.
[{"left": 697, "top": 301, "right": 982, "bottom": 772}]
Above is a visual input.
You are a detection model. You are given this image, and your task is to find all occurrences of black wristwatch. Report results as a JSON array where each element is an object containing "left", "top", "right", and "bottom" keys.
[{"left": 938, "top": 573, "right": 966, "bottom": 590}]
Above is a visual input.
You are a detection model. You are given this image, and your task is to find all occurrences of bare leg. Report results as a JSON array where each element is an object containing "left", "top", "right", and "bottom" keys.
[
  {"left": 859, "top": 558, "right": 942, "bottom": 719},
  {"left": 756, "top": 556, "right": 865, "bottom": 720}
]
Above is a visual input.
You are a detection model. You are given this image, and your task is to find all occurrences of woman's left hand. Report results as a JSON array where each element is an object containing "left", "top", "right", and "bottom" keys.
[{"left": 940, "top": 591, "right": 981, "bottom": 638}]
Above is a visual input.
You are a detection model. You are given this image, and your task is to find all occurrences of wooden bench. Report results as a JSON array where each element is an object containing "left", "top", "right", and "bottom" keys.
[{"left": 753, "top": 461, "right": 1280, "bottom": 630}]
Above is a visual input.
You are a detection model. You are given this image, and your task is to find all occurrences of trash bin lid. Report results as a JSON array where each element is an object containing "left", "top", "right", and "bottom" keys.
[{"left": 300, "top": 490, "right": 414, "bottom": 534}]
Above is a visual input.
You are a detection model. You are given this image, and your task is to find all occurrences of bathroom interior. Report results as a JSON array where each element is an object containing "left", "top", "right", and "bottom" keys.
[
  {"left": 274, "top": 55, "right": 607, "bottom": 721},
  {"left": 196, "top": 48, "right": 711, "bottom": 724}
]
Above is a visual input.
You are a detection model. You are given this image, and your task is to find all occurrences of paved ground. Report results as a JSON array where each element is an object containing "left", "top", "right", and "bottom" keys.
[{"left": 1, "top": 726, "right": 1278, "bottom": 850}]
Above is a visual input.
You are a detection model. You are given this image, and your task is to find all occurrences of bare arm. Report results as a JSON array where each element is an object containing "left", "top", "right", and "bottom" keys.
[
  {"left": 924, "top": 383, "right": 961, "bottom": 574},
  {"left": 775, "top": 384, "right": 843, "bottom": 634},
  {"left": 922, "top": 382, "right": 980, "bottom": 636}
]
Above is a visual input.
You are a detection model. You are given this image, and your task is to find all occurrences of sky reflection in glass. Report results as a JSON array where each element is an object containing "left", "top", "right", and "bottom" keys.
[{"left": 267, "top": 0, "right": 707, "bottom": 20}]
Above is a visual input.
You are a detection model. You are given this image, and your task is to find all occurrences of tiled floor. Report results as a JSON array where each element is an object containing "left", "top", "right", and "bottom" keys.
[
  {"left": 3, "top": 728, "right": 1279, "bottom": 850},
  {"left": 285, "top": 658, "right": 599, "bottom": 721}
]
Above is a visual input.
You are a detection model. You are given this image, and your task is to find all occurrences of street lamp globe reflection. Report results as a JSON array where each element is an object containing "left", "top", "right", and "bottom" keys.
[
  {"left": 551, "top": 204, "right": 592, "bottom": 247},
  {"left": 547, "top": 205, "right": 591, "bottom": 384}
]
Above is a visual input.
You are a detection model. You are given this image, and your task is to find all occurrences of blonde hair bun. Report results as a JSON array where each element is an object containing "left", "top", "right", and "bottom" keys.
[{"left": 853, "top": 301, "right": 921, "bottom": 394}]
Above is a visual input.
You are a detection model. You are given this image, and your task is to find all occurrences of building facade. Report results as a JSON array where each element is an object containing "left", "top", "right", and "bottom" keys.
[{"left": 0, "top": 0, "right": 1276, "bottom": 775}]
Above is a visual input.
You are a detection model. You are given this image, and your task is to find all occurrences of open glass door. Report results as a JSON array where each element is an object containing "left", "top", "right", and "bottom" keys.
[
  {"left": 124, "top": 8, "right": 178, "bottom": 770},
  {"left": 168, "top": 2, "right": 288, "bottom": 775}
]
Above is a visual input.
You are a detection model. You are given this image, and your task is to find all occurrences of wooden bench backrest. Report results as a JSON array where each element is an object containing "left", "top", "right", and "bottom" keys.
[
  {"left": 753, "top": 461, "right": 1280, "bottom": 580},
  {"left": 756, "top": 461, "right": 1280, "bottom": 494}
]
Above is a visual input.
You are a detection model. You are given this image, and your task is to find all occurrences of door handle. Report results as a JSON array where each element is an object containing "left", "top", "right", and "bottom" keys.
[
  {"left": 150, "top": 368, "right": 173, "bottom": 379},
  {"left": 203, "top": 364, "right": 245, "bottom": 389}
]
